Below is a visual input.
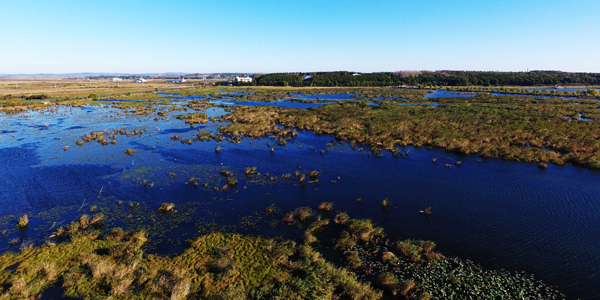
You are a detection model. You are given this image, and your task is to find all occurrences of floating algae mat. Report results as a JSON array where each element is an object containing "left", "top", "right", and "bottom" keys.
[{"left": 0, "top": 96, "right": 597, "bottom": 298}]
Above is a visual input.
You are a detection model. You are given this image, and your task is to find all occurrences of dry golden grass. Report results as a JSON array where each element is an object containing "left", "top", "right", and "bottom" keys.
[{"left": 0, "top": 78, "right": 209, "bottom": 98}]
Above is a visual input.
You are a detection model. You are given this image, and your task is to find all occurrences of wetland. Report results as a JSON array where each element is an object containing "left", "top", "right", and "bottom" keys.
[{"left": 0, "top": 85, "right": 598, "bottom": 299}]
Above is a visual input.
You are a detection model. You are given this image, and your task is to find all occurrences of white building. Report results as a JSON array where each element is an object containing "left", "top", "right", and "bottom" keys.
[
  {"left": 111, "top": 78, "right": 123, "bottom": 82},
  {"left": 235, "top": 76, "right": 252, "bottom": 83},
  {"left": 166, "top": 78, "right": 186, "bottom": 83},
  {"left": 132, "top": 78, "right": 147, "bottom": 83}
]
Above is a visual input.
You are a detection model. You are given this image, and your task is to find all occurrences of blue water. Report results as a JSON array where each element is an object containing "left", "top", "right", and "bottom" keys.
[
  {"left": 424, "top": 90, "right": 477, "bottom": 98},
  {"left": 579, "top": 113, "right": 593, "bottom": 121},
  {"left": 209, "top": 99, "right": 332, "bottom": 109},
  {"left": 95, "top": 99, "right": 176, "bottom": 103},
  {"left": 294, "top": 93, "right": 359, "bottom": 100},
  {"left": 0, "top": 101, "right": 599, "bottom": 299}
]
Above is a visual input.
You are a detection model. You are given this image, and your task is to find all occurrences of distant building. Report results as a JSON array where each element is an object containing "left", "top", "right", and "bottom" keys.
[
  {"left": 303, "top": 75, "right": 312, "bottom": 80},
  {"left": 166, "top": 78, "right": 186, "bottom": 83},
  {"left": 132, "top": 78, "right": 147, "bottom": 83},
  {"left": 235, "top": 76, "right": 252, "bottom": 83},
  {"left": 352, "top": 73, "right": 361, "bottom": 76},
  {"left": 111, "top": 78, "right": 123, "bottom": 82}
]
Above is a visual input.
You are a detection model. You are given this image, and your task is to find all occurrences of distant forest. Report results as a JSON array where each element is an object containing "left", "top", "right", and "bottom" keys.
[{"left": 220, "top": 71, "right": 600, "bottom": 87}]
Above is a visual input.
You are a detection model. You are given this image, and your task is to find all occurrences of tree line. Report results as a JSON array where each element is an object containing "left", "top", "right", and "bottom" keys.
[{"left": 218, "top": 71, "right": 600, "bottom": 87}]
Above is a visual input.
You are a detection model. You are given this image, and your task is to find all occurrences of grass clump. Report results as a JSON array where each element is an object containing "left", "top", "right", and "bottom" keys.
[
  {"left": 397, "top": 240, "right": 444, "bottom": 263},
  {"left": 16, "top": 214, "right": 28, "bottom": 230},
  {"left": 157, "top": 203, "right": 176, "bottom": 215},
  {"left": 382, "top": 251, "right": 399, "bottom": 264},
  {"left": 334, "top": 212, "right": 350, "bottom": 225},
  {"left": 346, "top": 219, "right": 384, "bottom": 244},
  {"left": 90, "top": 213, "right": 104, "bottom": 226},
  {"left": 378, "top": 272, "right": 399, "bottom": 294},
  {"left": 318, "top": 202, "right": 334, "bottom": 211},
  {"left": 283, "top": 207, "right": 314, "bottom": 224},
  {"left": 226, "top": 176, "right": 238, "bottom": 187},
  {"left": 334, "top": 218, "right": 383, "bottom": 251},
  {"left": 303, "top": 217, "right": 330, "bottom": 245},
  {"left": 265, "top": 204, "right": 277, "bottom": 215},
  {"left": 381, "top": 198, "right": 389, "bottom": 207}
]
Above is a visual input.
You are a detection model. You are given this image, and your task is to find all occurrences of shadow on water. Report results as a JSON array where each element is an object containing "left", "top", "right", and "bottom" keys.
[{"left": 0, "top": 145, "right": 119, "bottom": 214}]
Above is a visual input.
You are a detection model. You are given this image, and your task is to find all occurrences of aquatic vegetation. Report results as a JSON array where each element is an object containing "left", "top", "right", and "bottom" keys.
[
  {"left": 89, "top": 213, "right": 104, "bottom": 226},
  {"left": 381, "top": 251, "right": 399, "bottom": 264},
  {"left": 381, "top": 198, "right": 389, "bottom": 208},
  {"left": 188, "top": 177, "right": 198, "bottom": 186},
  {"left": 78, "top": 214, "right": 89, "bottom": 228},
  {"left": 335, "top": 218, "right": 384, "bottom": 251},
  {"left": 16, "top": 214, "right": 28, "bottom": 230},
  {"left": 219, "top": 96, "right": 600, "bottom": 168},
  {"left": 265, "top": 204, "right": 277, "bottom": 215},
  {"left": 157, "top": 203, "right": 176, "bottom": 214},
  {"left": 0, "top": 226, "right": 385, "bottom": 299},
  {"left": 334, "top": 212, "right": 350, "bottom": 225},
  {"left": 0, "top": 200, "right": 565, "bottom": 300},
  {"left": 124, "top": 148, "right": 135, "bottom": 156},
  {"left": 329, "top": 214, "right": 564, "bottom": 299},
  {"left": 226, "top": 176, "right": 238, "bottom": 187},
  {"left": 345, "top": 219, "right": 384, "bottom": 245},
  {"left": 377, "top": 272, "right": 399, "bottom": 293},
  {"left": 303, "top": 217, "right": 330, "bottom": 245},
  {"left": 176, "top": 112, "right": 208, "bottom": 125},
  {"left": 318, "top": 202, "right": 334, "bottom": 211},
  {"left": 283, "top": 207, "right": 314, "bottom": 224},
  {"left": 397, "top": 240, "right": 444, "bottom": 263},
  {"left": 399, "top": 279, "right": 417, "bottom": 297}
]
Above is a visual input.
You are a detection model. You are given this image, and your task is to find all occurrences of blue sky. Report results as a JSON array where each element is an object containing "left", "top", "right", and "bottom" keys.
[{"left": 1, "top": 0, "right": 599, "bottom": 74}]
